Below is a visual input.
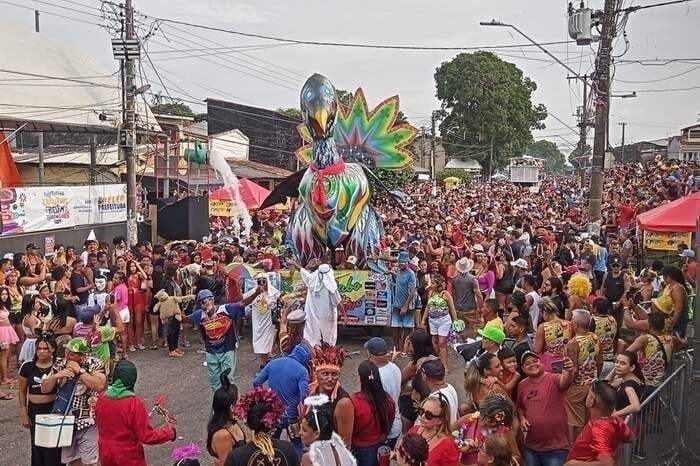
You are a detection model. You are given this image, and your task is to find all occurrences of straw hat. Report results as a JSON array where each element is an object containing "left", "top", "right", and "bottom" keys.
[{"left": 455, "top": 257, "right": 475, "bottom": 274}]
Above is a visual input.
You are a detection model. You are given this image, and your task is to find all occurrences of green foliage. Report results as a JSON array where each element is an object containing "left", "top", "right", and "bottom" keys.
[
  {"left": 526, "top": 140, "right": 567, "bottom": 174},
  {"left": 150, "top": 101, "right": 195, "bottom": 117},
  {"left": 275, "top": 107, "right": 302, "bottom": 119},
  {"left": 436, "top": 169, "right": 473, "bottom": 184},
  {"left": 434, "top": 51, "right": 547, "bottom": 173},
  {"left": 369, "top": 166, "right": 415, "bottom": 191}
]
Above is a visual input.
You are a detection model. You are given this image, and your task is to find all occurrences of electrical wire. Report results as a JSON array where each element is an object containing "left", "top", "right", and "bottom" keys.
[
  {"left": 0, "top": 69, "right": 120, "bottom": 89},
  {"left": 0, "top": 0, "right": 103, "bottom": 27},
  {"left": 614, "top": 65, "right": 700, "bottom": 83}
]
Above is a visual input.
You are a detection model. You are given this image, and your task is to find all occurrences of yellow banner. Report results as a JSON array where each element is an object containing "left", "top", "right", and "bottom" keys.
[
  {"left": 209, "top": 199, "right": 232, "bottom": 217},
  {"left": 643, "top": 231, "right": 692, "bottom": 251}
]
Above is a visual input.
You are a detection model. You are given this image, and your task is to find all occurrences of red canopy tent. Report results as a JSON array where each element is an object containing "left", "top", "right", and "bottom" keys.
[
  {"left": 210, "top": 178, "right": 271, "bottom": 210},
  {"left": 636, "top": 192, "right": 700, "bottom": 232}
]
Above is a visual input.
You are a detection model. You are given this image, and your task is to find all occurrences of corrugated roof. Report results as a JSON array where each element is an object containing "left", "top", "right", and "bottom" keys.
[
  {"left": 0, "top": 24, "right": 160, "bottom": 134},
  {"left": 12, "top": 144, "right": 152, "bottom": 166}
]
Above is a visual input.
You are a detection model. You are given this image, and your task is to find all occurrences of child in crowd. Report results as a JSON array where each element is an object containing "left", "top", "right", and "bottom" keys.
[{"left": 496, "top": 347, "right": 521, "bottom": 398}]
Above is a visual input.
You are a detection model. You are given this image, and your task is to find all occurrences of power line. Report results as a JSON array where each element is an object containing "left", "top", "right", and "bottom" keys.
[
  {"left": 0, "top": 69, "right": 119, "bottom": 89},
  {"left": 142, "top": 12, "right": 575, "bottom": 51},
  {"left": 0, "top": 0, "right": 102, "bottom": 26},
  {"left": 614, "top": 65, "right": 700, "bottom": 83}
]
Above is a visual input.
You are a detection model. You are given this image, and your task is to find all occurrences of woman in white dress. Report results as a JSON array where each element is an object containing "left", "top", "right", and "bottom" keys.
[
  {"left": 300, "top": 395, "right": 356, "bottom": 466},
  {"left": 246, "top": 273, "right": 280, "bottom": 368}
]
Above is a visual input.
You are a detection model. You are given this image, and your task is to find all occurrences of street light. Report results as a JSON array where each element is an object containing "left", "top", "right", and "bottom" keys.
[{"left": 480, "top": 20, "right": 586, "bottom": 83}]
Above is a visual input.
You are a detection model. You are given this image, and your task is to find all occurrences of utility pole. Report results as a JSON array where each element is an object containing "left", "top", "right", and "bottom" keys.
[
  {"left": 124, "top": 0, "right": 138, "bottom": 246},
  {"left": 420, "top": 127, "right": 426, "bottom": 170},
  {"left": 489, "top": 135, "right": 494, "bottom": 185},
  {"left": 430, "top": 112, "right": 437, "bottom": 188},
  {"left": 588, "top": 0, "right": 617, "bottom": 236},
  {"left": 568, "top": 74, "right": 590, "bottom": 188},
  {"left": 89, "top": 135, "right": 97, "bottom": 185},
  {"left": 34, "top": 10, "right": 40, "bottom": 33},
  {"left": 618, "top": 122, "right": 627, "bottom": 163}
]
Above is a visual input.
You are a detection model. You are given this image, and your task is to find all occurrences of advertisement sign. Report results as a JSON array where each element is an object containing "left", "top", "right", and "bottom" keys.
[
  {"left": 0, "top": 184, "right": 127, "bottom": 236},
  {"left": 244, "top": 269, "right": 394, "bottom": 326},
  {"left": 44, "top": 236, "right": 55, "bottom": 256},
  {"left": 643, "top": 231, "right": 693, "bottom": 251}
]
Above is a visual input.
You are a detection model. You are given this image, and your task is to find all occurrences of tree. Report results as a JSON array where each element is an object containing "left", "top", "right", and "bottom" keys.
[
  {"left": 369, "top": 166, "right": 415, "bottom": 191},
  {"left": 526, "top": 140, "right": 567, "bottom": 174},
  {"left": 434, "top": 51, "right": 547, "bottom": 173},
  {"left": 149, "top": 101, "right": 195, "bottom": 117},
  {"left": 275, "top": 107, "right": 302, "bottom": 120},
  {"left": 436, "top": 168, "right": 473, "bottom": 184}
]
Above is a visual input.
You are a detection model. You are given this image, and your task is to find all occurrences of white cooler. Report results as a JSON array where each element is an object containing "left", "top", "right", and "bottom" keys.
[{"left": 34, "top": 413, "right": 75, "bottom": 448}]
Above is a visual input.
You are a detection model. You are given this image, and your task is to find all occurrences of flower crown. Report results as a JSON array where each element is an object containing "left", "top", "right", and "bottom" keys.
[
  {"left": 311, "top": 341, "right": 349, "bottom": 373},
  {"left": 233, "top": 387, "right": 285, "bottom": 430}
]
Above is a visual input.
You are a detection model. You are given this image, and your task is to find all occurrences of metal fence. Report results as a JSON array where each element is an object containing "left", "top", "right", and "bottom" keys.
[{"left": 617, "top": 351, "right": 694, "bottom": 466}]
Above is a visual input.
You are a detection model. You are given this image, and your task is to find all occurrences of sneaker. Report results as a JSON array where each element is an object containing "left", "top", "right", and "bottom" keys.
[
  {"left": 128, "top": 346, "right": 136, "bottom": 352},
  {"left": 137, "top": 344, "right": 146, "bottom": 350},
  {"left": 182, "top": 341, "right": 192, "bottom": 348}
]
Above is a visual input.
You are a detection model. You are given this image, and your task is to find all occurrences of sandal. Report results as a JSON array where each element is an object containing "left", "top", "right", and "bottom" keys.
[
  {"left": 0, "top": 379, "right": 16, "bottom": 385},
  {"left": 149, "top": 344, "right": 158, "bottom": 350},
  {"left": 128, "top": 346, "right": 136, "bottom": 352},
  {"left": 0, "top": 392, "right": 13, "bottom": 400},
  {"left": 137, "top": 344, "right": 146, "bottom": 350},
  {"left": 168, "top": 351, "right": 183, "bottom": 358}
]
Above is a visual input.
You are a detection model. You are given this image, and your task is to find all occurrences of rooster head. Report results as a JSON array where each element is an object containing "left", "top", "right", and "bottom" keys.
[{"left": 301, "top": 73, "right": 337, "bottom": 140}]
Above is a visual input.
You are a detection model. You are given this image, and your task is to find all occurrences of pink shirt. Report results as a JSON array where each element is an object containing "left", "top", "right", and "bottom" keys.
[{"left": 113, "top": 283, "right": 129, "bottom": 310}]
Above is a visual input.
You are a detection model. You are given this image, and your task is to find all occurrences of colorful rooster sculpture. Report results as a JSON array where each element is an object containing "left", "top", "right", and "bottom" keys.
[{"left": 262, "top": 74, "right": 416, "bottom": 272}]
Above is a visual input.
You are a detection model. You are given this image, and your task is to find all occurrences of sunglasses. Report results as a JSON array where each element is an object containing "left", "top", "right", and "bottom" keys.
[{"left": 417, "top": 407, "right": 442, "bottom": 421}]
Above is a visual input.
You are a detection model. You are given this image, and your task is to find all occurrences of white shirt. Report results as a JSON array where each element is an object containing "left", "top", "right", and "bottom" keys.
[
  {"left": 431, "top": 384, "right": 459, "bottom": 425},
  {"left": 378, "top": 361, "right": 402, "bottom": 439},
  {"left": 526, "top": 290, "right": 541, "bottom": 329}
]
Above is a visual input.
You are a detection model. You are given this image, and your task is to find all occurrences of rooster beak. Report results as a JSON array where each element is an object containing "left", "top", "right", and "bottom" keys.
[{"left": 311, "top": 107, "right": 329, "bottom": 138}]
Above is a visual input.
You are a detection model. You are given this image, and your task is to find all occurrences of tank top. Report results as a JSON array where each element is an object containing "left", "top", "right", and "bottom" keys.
[
  {"left": 639, "top": 334, "right": 672, "bottom": 387},
  {"left": 592, "top": 315, "right": 617, "bottom": 361},
  {"left": 573, "top": 333, "right": 599, "bottom": 385},
  {"left": 603, "top": 272, "right": 625, "bottom": 302},
  {"left": 543, "top": 320, "right": 572, "bottom": 357},
  {"left": 427, "top": 292, "right": 449, "bottom": 318}
]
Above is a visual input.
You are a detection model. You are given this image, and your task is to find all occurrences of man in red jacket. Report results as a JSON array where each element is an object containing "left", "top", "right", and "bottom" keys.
[{"left": 95, "top": 361, "right": 176, "bottom": 466}]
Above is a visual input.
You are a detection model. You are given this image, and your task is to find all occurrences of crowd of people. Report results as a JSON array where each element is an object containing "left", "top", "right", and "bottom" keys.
[{"left": 0, "top": 156, "right": 696, "bottom": 466}]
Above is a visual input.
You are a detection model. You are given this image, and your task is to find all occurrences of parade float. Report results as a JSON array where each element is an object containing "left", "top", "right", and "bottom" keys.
[{"left": 259, "top": 73, "right": 418, "bottom": 326}]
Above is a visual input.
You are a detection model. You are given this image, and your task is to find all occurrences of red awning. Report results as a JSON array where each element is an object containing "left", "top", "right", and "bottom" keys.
[
  {"left": 636, "top": 192, "right": 700, "bottom": 232},
  {"left": 0, "top": 131, "right": 22, "bottom": 187},
  {"left": 209, "top": 178, "right": 271, "bottom": 210}
]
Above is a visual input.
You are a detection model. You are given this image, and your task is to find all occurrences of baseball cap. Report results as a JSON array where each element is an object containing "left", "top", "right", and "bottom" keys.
[
  {"left": 398, "top": 251, "right": 410, "bottom": 263},
  {"left": 477, "top": 326, "right": 506, "bottom": 345},
  {"left": 364, "top": 337, "right": 389, "bottom": 356},
  {"left": 64, "top": 337, "right": 90, "bottom": 354},
  {"left": 421, "top": 359, "right": 446, "bottom": 379},
  {"left": 679, "top": 249, "right": 696, "bottom": 258},
  {"left": 519, "top": 350, "right": 541, "bottom": 366},
  {"left": 2, "top": 253, "right": 14, "bottom": 260},
  {"left": 26, "top": 243, "right": 39, "bottom": 251},
  {"left": 196, "top": 289, "right": 215, "bottom": 301},
  {"left": 609, "top": 257, "right": 623, "bottom": 267},
  {"left": 345, "top": 255, "right": 358, "bottom": 266}
]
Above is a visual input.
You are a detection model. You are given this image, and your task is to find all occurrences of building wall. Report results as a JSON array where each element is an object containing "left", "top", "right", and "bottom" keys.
[
  {"left": 16, "top": 165, "right": 119, "bottom": 185},
  {"left": 411, "top": 136, "right": 446, "bottom": 174},
  {"left": 1, "top": 222, "right": 126, "bottom": 255}
]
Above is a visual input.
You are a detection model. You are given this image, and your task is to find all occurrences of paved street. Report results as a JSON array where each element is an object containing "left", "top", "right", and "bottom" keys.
[{"left": 0, "top": 326, "right": 467, "bottom": 466}]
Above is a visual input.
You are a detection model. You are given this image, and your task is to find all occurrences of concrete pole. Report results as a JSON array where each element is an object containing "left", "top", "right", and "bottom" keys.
[
  {"left": 38, "top": 132, "right": 44, "bottom": 184},
  {"left": 588, "top": 0, "right": 617, "bottom": 236},
  {"left": 124, "top": 0, "right": 138, "bottom": 246}
]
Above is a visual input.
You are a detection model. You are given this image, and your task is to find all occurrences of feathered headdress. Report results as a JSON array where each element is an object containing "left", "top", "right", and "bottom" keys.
[
  {"left": 233, "top": 387, "right": 285, "bottom": 431},
  {"left": 311, "top": 341, "right": 349, "bottom": 374},
  {"left": 171, "top": 443, "right": 202, "bottom": 465}
]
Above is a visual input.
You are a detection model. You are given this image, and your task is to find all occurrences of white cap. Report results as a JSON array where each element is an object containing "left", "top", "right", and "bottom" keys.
[{"left": 2, "top": 253, "right": 13, "bottom": 260}]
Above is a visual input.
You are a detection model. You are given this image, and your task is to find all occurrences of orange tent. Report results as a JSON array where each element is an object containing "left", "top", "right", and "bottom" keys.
[{"left": 0, "top": 131, "right": 22, "bottom": 187}]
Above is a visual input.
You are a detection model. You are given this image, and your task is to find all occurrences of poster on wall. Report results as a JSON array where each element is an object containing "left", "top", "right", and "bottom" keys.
[
  {"left": 0, "top": 184, "right": 127, "bottom": 236},
  {"left": 244, "top": 269, "right": 393, "bottom": 327},
  {"left": 643, "top": 231, "right": 692, "bottom": 251}
]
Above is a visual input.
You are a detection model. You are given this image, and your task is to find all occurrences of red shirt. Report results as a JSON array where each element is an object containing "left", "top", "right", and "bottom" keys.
[
  {"left": 350, "top": 393, "right": 395, "bottom": 447},
  {"left": 619, "top": 204, "right": 634, "bottom": 227},
  {"left": 94, "top": 394, "right": 175, "bottom": 466},
  {"left": 408, "top": 425, "right": 460, "bottom": 466},
  {"left": 516, "top": 373, "right": 570, "bottom": 452},
  {"left": 567, "top": 416, "right": 634, "bottom": 462}
]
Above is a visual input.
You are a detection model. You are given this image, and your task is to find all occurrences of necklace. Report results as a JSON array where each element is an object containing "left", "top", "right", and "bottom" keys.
[{"left": 422, "top": 428, "right": 440, "bottom": 443}]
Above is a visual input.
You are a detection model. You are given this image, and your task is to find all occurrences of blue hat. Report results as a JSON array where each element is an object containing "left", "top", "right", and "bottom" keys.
[
  {"left": 77, "top": 305, "right": 99, "bottom": 322},
  {"left": 364, "top": 337, "right": 389, "bottom": 355},
  {"left": 398, "top": 251, "right": 410, "bottom": 263},
  {"left": 196, "top": 289, "right": 215, "bottom": 301}
]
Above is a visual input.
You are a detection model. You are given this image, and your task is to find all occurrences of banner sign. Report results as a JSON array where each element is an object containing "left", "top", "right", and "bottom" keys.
[
  {"left": 209, "top": 199, "right": 232, "bottom": 217},
  {"left": 643, "top": 231, "right": 693, "bottom": 251},
  {"left": 0, "top": 184, "right": 127, "bottom": 236},
  {"left": 244, "top": 269, "right": 394, "bottom": 327}
]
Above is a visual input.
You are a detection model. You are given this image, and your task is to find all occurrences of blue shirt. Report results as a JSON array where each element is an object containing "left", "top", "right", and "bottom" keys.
[
  {"left": 394, "top": 268, "right": 417, "bottom": 308},
  {"left": 190, "top": 303, "right": 244, "bottom": 354},
  {"left": 594, "top": 247, "right": 608, "bottom": 273},
  {"left": 253, "top": 344, "right": 311, "bottom": 420}
]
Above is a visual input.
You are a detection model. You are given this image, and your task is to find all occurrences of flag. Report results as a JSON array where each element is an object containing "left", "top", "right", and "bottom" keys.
[{"left": 0, "top": 130, "right": 22, "bottom": 187}]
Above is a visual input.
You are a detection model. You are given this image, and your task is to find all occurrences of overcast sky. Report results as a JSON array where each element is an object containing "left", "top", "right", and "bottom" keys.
[{"left": 4, "top": 0, "right": 699, "bottom": 155}]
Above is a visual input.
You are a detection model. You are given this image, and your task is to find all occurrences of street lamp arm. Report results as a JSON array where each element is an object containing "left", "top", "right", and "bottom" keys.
[{"left": 480, "top": 19, "right": 586, "bottom": 83}]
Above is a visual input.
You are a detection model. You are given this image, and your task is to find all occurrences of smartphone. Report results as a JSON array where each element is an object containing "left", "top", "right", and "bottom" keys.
[{"left": 551, "top": 359, "right": 565, "bottom": 373}]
